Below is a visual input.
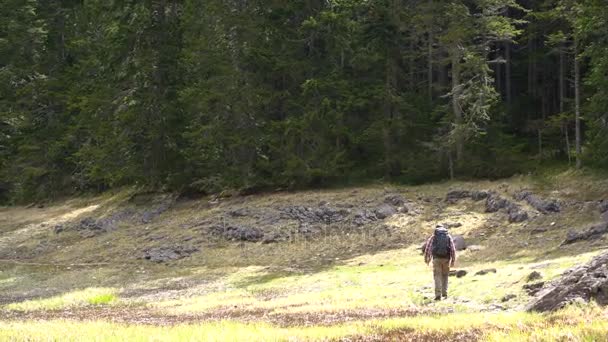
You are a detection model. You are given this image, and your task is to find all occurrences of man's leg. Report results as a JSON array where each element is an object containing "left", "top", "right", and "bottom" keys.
[
  {"left": 441, "top": 259, "right": 449, "bottom": 298},
  {"left": 432, "top": 259, "right": 443, "bottom": 300}
]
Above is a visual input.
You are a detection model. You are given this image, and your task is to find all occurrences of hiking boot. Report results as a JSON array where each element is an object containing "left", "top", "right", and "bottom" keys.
[
  {"left": 442, "top": 294, "right": 448, "bottom": 299},
  {"left": 434, "top": 296, "right": 441, "bottom": 301}
]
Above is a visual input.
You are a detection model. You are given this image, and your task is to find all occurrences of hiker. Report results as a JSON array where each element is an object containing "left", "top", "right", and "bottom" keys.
[{"left": 424, "top": 224, "right": 457, "bottom": 301}]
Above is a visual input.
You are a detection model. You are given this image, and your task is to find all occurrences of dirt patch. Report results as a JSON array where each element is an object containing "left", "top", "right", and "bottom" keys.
[
  {"left": 344, "top": 328, "right": 484, "bottom": 342},
  {"left": 0, "top": 306, "right": 442, "bottom": 328}
]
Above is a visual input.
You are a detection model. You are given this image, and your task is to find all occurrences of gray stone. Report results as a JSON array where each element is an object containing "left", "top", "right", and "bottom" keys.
[
  {"left": 448, "top": 270, "right": 468, "bottom": 278},
  {"left": 501, "top": 294, "right": 517, "bottom": 302},
  {"left": 599, "top": 200, "right": 608, "bottom": 214},
  {"left": 374, "top": 204, "right": 396, "bottom": 219},
  {"left": 526, "top": 251, "right": 608, "bottom": 312},
  {"left": 211, "top": 225, "right": 265, "bottom": 242},
  {"left": 523, "top": 282, "right": 545, "bottom": 296},
  {"left": 446, "top": 190, "right": 471, "bottom": 202},
  {"left": 508, "top": 209, "right": 529, "bottom": 223},
  {"left": 527, "top": 271, "right": 543, "bottom": 282},
  {"left": 452, "top": 235, "right": 467, "bottom": 251},
  {"left": 143, "top": 245, "right": 199, "bottom": 263},
  {"left": 475, "top": 268, "right": 497, "bottom": 276},
  {"left": 562, "top": 222, "right": 608, "bottom": 245},
  {"left": 384, "top": 194, "right": 406, "bottom": 207},
  {"left": 515, "top": 191, "right": 561, "bottom": 214}
]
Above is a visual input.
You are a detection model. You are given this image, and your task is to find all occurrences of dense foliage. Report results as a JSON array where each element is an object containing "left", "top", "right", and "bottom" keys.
[{"left": 1, "top": 0, "right": 607, "bottom": 201}]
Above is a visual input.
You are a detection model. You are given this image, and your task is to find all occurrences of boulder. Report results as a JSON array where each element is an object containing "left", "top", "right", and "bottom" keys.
[
  {"left": 515, "top": 191, "right": 561, "bottom": 214},
  {"left": 600, "top": 200, "right": 608, "bottom": 214},
  {"left": 475, "top": 268, "right": 497, "bottom": 276},
  {"left": 471, "top": 191, "right": 490, "bottom": 201},
  {"left": 452, "top": 235, "right": 467, "bottom": 251},
  {"left": 352, "top": 209, "right": 378, "bottom": 226},
  {"left": 508, "top": 209, "right": 529, "bottom": 223},
  {"left": 562, "top": 222, "right": 608, "bottom": 245},
  {"left": 374, "top": 204, "right": 396, "bottom": 219},
  {"left": 527, "top": 271, "right": 543, "bottom": 282},
  {"left": 501, "top": 294, "right": 517, "bottom": 302},
  {"left": 526, "top": 252, "right": 608, "bottom": 312},
  {"left": 524, "top": 282, "right": 545, "bottom": 296},
  {"left": 485, "top": 194, "right": 510, "bottom": 213},
  {"left": 449, "top": 270, "right": 468, "bottom": 278},
  {"left": 143, "top": 245, "right": 199, "bottom": 263},
  {"left": 384, "top": 194, "right": 406, "bottom": 207},
  {"left": 280, "top": 205, "right": 349, "bottom": 225},
  {"left": 211, "top": 225, "right": 265, "bottom": 242},
  {"left": 446, "top": 190, "right": 471, "bottom": 202}
]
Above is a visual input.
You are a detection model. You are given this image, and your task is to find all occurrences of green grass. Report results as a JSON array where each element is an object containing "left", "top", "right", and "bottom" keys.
[
  {"left": 1, "top": 305, "right": 606, "bottom": 341},
  {"left": 4, "top": 287, "right": 118, "bottom": 311}
]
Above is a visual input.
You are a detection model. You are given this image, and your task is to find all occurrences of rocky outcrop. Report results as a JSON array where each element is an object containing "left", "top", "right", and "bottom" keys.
[
  {"left": 526, "top": 252, "right": 608, "bottom": 312},
  {"left": 446, "top": 190, "right": 489, "bottom": 203},
  {"left": 562, "top": 222, "right": 608, "bottom": 245},
  {"left": 475, "top": 268, "right": 497, "bottom": 276},
  {"left": 143, "top": 245, "right": 199, "bottom": 263},
  {"left": 515, "top": 191, "right": 561, "bottom": 214},
  {"left": 280, "top": 205, "right": 350, "bottom": 224},
  {"left": 210, "top": 225, "right": 265, "bottom": 242},
  {"left": 485, "top": 193, "right": 529, "bottom": 223}
]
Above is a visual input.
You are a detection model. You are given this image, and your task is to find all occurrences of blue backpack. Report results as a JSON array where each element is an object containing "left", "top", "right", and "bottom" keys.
[{"left": 432, "top": 228, "right": 451, "bottom": 258}]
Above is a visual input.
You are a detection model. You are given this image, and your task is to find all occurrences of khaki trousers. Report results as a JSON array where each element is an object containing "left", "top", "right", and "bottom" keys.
[{"left": 433, "top": 258, "right": 450, "bottom": 297}]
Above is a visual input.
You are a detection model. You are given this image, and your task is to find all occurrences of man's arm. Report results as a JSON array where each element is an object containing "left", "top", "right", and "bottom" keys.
[
  {"left": 448, "top": 235, "right": 457, "bottom": 267},
  {"left": 424, "top": 236, "right": 434, "bottom": 265}
]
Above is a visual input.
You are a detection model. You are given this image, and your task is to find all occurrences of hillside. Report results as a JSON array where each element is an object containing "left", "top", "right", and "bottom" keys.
[{"left": 1, "top": 171, "right": 608, "bottom": 340}]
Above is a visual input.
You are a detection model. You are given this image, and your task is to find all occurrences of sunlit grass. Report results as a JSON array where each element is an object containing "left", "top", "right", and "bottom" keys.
[
  {"left": 4, "top": 287, "right": 118, "bottom": 311},
  {"left": 1, "top": 305, "right": 606, "bottom": 341}
]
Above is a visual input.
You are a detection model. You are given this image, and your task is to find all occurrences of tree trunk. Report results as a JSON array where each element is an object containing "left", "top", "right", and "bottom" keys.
[
  {"left": 451, "top": 53, "right": 463, "bottom": 161},
  {"left": 574, "top": 36, "right": 582, "bottom": 169},
  {"left": 427, "top": 0, "right": 433, "bottom": 102},
  {"left": 505, "top": 41, "right": 512, "bottom": 108},
  {"left": 559, "top": 43, "right": 565, "bottom": 113}
]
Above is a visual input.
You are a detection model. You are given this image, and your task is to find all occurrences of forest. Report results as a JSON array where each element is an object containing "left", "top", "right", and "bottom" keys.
[{"left": 1, "top": 0, "right": 608, "bottom": 202}]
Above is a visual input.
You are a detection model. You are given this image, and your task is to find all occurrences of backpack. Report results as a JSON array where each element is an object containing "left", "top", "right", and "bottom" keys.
[{"left": 431, "top": 228, "right": 451, "bottom": 258}]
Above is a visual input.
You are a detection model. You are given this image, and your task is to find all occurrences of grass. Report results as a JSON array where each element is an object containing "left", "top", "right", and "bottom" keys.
[
  {"left": 4, "top": 287, "right": 118, "bottom": 311},
  {"left": 1, "top": 171, "right": 608, "bottom": 340},
  {"left": 0, "top": 305, "right": 606, "bottom": 341}
]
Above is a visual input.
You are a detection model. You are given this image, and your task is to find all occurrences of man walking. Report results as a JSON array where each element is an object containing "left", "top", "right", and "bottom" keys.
[{"left": 424, "top": 224, "right": 457, "bottom": 301}]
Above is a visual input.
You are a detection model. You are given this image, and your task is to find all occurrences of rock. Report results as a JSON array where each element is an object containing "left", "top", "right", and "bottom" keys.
[
  {"left": 468, "top": 245, "right": 483, "bottom": 251},
  {"left": 508, "top": 209, "right": 529, "bottom": 223},
  {"left": 228, "top": 208, "right": 251, "bottom": 217},
  {"left": 471, "top": 191, "right": 490, "bottom": 201},
  {"left": 449, "top": 270, "right": 468, "bottom": 278},
  {"left": 211, "top": 225, "right": 265, "bottom": 242},
  {"left": 54, "top": 224, "right": 66, "bottom": 234},
  {"left": 446, "top": 190, "right": 471, "bottom": 202},
  {"left": 501, "top": 294, "right": 517, "bottom": 302},
  {"left": 562, "top": 222, "right": 608, "bottom": 245},
  {"left": 141, "top": 198, "right": 174, "bottom": 224},
  {"left": 527, "top": 271, "right": 543, "bottom": 282},
  {"left": 515, "top": 191, "right": 561, "bottom": 214},
  {"left": 281, "top": 205, "right": 349, "bottom": 225},
  {"left": 530, "top": 227, "right": 548, "bottom": 234},
  {"left": 485, "top": 194, "right": 510, "bottom": 213},
  {"left": 599, "top": 200, "right": 608, "bottom": 214},
  {"left": 352, "top": 209, "right": 378, "bottom": 226},
  {"left": 444, "top": 222, "right": 462, "bottom": 229},
  {"left": 452, "top": 235, "right": 467, "bottom": 251},
  {"left": 475, "top": 268, "right": 497, "bottom": 276},
  {"left": 374, "top": 204, "right": 396, "bottom": 219},
  {"left": 526, "top": 251, "right": 608, "bottom": 312},
  {"left": 523, "top": 282, "right": 545, "bottom": 296},
  {"left": 143, "top": 245, "right": 199, "bottom": 263},
  {"left": 262, "top": 233, "right": 281, "bottom": 244},
  {"left": 384, "top": 194, "right": 406, "bottom": 207}
]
